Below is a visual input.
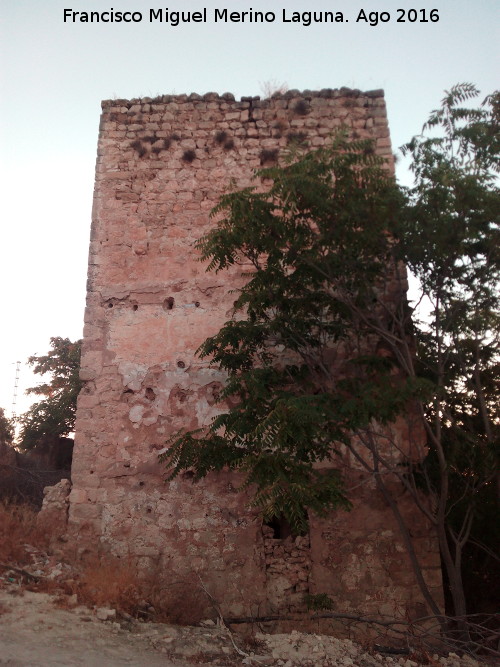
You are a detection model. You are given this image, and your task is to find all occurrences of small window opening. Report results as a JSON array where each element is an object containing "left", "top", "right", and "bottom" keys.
[
  {"left": 264, "top": 513, "right": 308, "bottom": 539},
  {"left": 266, "top": 515, "right": 292, "bottom": 540}
]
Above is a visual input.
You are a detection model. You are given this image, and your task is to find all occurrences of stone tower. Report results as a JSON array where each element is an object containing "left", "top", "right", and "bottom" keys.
[{"left": 64, "top": 88, "right": 442, "bottom": 621}]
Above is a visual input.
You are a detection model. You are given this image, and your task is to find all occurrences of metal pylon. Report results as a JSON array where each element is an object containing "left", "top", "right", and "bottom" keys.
[{"left": 11, "top": 360, "right": 21, "bottom": 421}]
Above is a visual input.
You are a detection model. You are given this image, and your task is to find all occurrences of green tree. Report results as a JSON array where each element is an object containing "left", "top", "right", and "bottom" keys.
[
  {"left": 399, "top": 84, "right": 499, "bottom": 617},
  {"left": 161, "top": 132, "right": 412, "bottom": 532},
  {"left": 0, "top": 407, "right": 13, "bottom": 446},
  {"left": 18, "top": 337, "right": 82, "bottom": 452},
  {"left": 161, "top": 86, "right": 499, "bottom": 623}
]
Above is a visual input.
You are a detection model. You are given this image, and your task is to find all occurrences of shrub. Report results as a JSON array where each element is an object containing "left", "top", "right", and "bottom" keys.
[
  {"left": 293, "top": 99, "right": 309, "bottom": 116},
  {"left": 0, "top": 500, "right": 47, "bottom": 564},
  {"left": 215, "top": 130, "right": 228, "bottom": 145},
  {"left": 182, "top": 149, "right": 196, "bottom": 163},
  {"left": 72, "top": 557, "right": 142, "bottom": 615},
  {"left": 286, "top": 131, "right": 308, "bottom": 146},
  {"left": 72, "top": 558, "right": 207, "bottom": 623}
]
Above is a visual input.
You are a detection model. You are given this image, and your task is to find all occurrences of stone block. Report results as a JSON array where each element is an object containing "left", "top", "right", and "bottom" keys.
[
  {"left": 69, "top": 488, "right": 88, "bottom": 504},
  {"left": 70, "top": 502, "right": 101, "bottom": 521}
]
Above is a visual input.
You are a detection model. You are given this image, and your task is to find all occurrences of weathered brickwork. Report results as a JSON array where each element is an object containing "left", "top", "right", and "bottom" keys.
[{"left": 62, "top": 88, "right": 442, "bottom": 621}]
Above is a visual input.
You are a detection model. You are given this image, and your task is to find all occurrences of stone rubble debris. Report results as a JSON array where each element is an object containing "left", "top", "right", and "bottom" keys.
[
  {"left": 0, "top": 582, "right": 486, "bottom": 667},
  {"left": 0, "top": 545, "right": 487, "bottom": 667},
  {"left": 249, "top": 631, "right": 483, "bottom": 667}
]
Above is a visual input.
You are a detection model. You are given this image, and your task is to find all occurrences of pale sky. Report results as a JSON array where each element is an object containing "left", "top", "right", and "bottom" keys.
[{"left": 1, "top": 0, "right": 498, "bottom": 421}]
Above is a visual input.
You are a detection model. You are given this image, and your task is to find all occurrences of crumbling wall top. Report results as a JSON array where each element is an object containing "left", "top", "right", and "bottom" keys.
[{"left": 101, "top": 87, "right": 385, "bottom": 110}]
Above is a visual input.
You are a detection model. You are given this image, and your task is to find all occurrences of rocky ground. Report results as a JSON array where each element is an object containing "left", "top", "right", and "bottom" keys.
[
  {"left": 0, "top": 542, "right": 492, "bottom": 667},
  {"left": 0, "top": 585, "right": 487, "bottom": 667}
]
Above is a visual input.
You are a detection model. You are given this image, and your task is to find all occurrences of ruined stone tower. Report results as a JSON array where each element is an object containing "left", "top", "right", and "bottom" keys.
[{"left": 65, "top": 88, "right": 442, "bottom": 621}]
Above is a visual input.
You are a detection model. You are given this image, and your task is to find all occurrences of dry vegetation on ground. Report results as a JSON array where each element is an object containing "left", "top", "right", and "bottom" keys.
[
  {"left": 0, "top": 499, "right": 207, "bottom": 625},
  {"left": 0, "top": 499, "right": 49, "bottom": 564},
  {"left": 0, "top": 501, "right": 497, "bottom": 667}
]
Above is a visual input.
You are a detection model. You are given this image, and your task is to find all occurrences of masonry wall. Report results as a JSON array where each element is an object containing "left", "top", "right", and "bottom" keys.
[{"left": 67, "top": 88, "right": 442, "bottom": 621}]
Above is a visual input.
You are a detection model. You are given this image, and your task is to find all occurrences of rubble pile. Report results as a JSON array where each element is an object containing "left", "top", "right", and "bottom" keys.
[
  {"left": 254, "top": 630, "right": 482, "bottom": 667},
  {"left": 263, "top": 527, "right": 311, "bottom": 609}
]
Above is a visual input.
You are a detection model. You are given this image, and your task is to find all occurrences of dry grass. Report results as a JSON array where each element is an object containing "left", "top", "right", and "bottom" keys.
[
  {"left": 1, "top": 501, "right": 208, "bottom": 625},
  {"left": 63, "top": 557, "right": 207, "bottom": 623},
  {"left": 260, "top": 79, "right": 288, "bottom": 99},
  {"left": 149, "top": 579, "right": 207, "bottom": 625},
  {"left": 0, "top": 500, "right": 47, "bottom": 565},
  {"left": 70, "top": 557, "right": 142, "bottom": 615}
]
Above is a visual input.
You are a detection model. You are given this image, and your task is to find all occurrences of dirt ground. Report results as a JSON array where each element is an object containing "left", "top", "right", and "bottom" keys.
[
  {"left": 0, "top": 586, "right": 490, "bottom": 667},
  {"left": 0, "top": 589, "right": 195, "bottom": 666}
]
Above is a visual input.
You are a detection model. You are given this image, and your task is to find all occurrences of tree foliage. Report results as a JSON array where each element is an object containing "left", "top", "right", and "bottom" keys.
[
  {"left": 399, "top": 84, "right": 499, "bottom": 615},
  {"left": 161, "top": 133, "right": 411, "bottom": 533},
  {"left": 18, "top": 337, "right": 82, "bottom": 452},
  {"left": 160, "top": 85, "right": 499, "bottom": 620},
  {"left": 0, "top": 407, "right": 13, "bottom": 446}
]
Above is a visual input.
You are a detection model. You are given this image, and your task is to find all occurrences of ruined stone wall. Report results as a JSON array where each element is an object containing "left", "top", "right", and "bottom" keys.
[{"left": 67, "top": 88, "right": 442, "bottom": 621}]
